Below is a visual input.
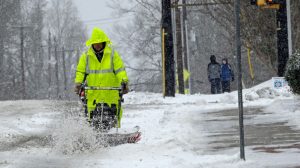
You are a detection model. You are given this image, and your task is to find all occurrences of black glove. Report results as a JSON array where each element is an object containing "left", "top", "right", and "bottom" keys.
[
  {"left": 74, "top": 83, "right": 81, "bottom": 95},
  {"left": 232, "top": 77, "right": 234, "bottom": 82},
  {"left": 121, "top": 82, "right": 129, "bottom": 94}
]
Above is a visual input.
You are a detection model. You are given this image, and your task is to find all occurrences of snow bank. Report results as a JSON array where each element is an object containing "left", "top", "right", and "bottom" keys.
[
  {"left": 244, "top": 79, "right": 293, "bottom": 101},
  {"left": 124, "top": 92, "right": 207, "bottom": 105},
  {"left": 126, "top": 79, "right": 293, "bottom": 110},
  {"left": 0, "top": 100, "right": 57, "bottom": 140}
]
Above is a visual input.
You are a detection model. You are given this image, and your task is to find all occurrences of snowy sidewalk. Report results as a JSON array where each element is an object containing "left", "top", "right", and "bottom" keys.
[{"left": 198, "top": 99, "right": 300, "bottom": 153}]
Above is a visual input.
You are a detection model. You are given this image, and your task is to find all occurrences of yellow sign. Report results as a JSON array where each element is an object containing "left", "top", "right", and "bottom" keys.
[
  {"left": 257, "top": 0, "right": 266, "bottom": 6},
  {"left": 176, "top": 69, "right": 190, "bottom": 94},
  {"left": 183, "top": 69, "right": 190, "bottom": 82},
  {"left": 255, "top": 0, "right": 280, "bottom": 9},
  {"left": 262, "top": 4, "right": 280, "bottom": 9}
]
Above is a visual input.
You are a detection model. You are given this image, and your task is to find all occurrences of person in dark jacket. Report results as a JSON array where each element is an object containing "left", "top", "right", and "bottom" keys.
[
  {"left": 207, "top": 55, "right": 221, "bottom": 94},
  {"left": 221, "top": 58, "right": 234, "bottom": 93}
]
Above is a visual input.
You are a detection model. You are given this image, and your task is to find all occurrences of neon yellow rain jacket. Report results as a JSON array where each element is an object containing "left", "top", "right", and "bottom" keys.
[{"left": 75, "top": 28, "right": 128, "bottom": 126}]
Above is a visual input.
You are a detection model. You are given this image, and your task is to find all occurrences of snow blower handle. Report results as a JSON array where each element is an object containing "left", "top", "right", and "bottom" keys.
[{"left": 84, "top": 86, "right": 122, "bottom": 91}]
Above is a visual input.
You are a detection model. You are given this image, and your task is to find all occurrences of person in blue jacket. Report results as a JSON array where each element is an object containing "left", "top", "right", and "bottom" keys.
[{"left": 221, "top": 58, "right": 234, "bottom": 93}]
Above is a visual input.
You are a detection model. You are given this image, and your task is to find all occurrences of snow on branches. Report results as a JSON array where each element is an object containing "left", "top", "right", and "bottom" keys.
[{"left": 285, "top": 51, "right": 300, "bottom": 94}]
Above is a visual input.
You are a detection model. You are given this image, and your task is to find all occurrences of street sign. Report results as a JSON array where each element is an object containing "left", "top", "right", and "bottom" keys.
[{"left": 272, "top": 77, "right": 288, "bottom": 89}]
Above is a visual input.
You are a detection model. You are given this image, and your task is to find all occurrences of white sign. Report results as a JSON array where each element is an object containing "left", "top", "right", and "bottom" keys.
[{"left": 272, "top": 77, "right": 290, "bottom": 92}]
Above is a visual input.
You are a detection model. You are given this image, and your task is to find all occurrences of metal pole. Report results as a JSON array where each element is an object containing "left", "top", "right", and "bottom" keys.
[
  {"left": 286, "top": 0, "right": 292, "bottom": 55},
  {"left": 186, "top": 25, "right": 192, "bottom": 94},
  {"left": 175, "top": 5, "right": 185, "bottom": 94},
  {"left": 182, "top": 0, "right": 188, "bottom": 70},
  {"left": 182, "top": 0, "right": 190, "bottom": 93},
  {"left": 234, "top": 0, "right": 245, "bottom": 160},
  {"left": 161, "top": 28, "right": 166, "bottom": 97}
]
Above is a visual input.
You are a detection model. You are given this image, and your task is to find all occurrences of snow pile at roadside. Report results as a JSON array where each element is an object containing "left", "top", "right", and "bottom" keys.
[
  {"left": 124, "top": 92, "right": 208, "bottom": 105},
  {"left": 0, "top": 100, "right": 57, "bottom": 141},
  {"left": 125, "top": 79, "right": 293, "bottom": 106},
  {"left": 244, "top": 80, "right": 292, "bottom": 101}
]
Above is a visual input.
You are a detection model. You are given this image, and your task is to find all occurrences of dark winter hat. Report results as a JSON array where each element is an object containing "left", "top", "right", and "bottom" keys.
[{"left": 210, "top": 55, "right": 216, "bottom": 62}]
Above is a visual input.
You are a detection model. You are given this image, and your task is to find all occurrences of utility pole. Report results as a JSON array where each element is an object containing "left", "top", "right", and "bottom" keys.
[
  {"left": 182, "top": 0, "right": 188, "bottom": 70},
  {"left": 48, "top": 31, "right": 52, "bottom": 99},
  {"left": 182, "top": 0, "right": 190, "bottom": 93},
  {"left": 276, "top": 1, "right": 289, "bottom": 76},
  {"left": 162, "top": 0, "right": 175, "bottom": 97},
  {"left": 235, "top": 0, "right": 245, "bottom": 160},
  {"left": 182, "top": 0, "right": 189, "bottom": 70},
  {"left": 175, "top": 1, "right": 185, "bottom": 94},
  {"left": 286, "top": 0, "right": 292, "bottom": 56}
]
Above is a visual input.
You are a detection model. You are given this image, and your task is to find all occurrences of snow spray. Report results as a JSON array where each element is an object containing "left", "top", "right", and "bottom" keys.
[{"left": 51, "top": 103, "right": 107, "bottom": 155}]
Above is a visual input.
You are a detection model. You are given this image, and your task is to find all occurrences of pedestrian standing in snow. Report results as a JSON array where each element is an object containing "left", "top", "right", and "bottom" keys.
[
  {"left": 207, "top": 55, "right": 221, "bottom": 94},
  {"left": 220, "top": 58, "right": 234, "bottom": 93}
]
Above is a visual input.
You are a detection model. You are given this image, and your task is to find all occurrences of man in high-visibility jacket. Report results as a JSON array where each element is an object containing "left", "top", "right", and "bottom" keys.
[{"left": 74, "top": 27, "right": 129, "bottom": 127}]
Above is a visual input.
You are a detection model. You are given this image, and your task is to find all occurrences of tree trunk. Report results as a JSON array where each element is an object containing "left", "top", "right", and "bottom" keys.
[
  {"left": 54, "top": 37, "right": 59, "bottom": 99},
  {"left": 48, "top": 31, "right": 52, "bottom": 99},
  {"left": 62, "top": 46, "right": 67, "bottom": 98},
  {"left": 20, "top": 26, "right": 26, "bottom": 99}
]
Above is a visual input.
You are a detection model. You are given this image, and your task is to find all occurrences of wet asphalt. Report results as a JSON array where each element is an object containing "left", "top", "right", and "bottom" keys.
[{"left": 195, "top": 99, "right": 300, "bottom": 154}]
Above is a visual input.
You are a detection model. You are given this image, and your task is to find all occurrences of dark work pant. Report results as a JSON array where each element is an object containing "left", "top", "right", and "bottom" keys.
[
  {"left": 222, "top": 81, "right": 231, "bottom": 93},
  {"left": 210, "top": 78, "right": 221, "bottom": 94}
]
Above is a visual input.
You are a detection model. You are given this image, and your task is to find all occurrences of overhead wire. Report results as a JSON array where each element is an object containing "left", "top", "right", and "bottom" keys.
[
  {"left": 82, "top": 15, "right": 133, "bottom": 25},
  {"left": 84, "top": 18, "right": 131, "bottom": 26},
  {"left": 82, "top": 16, "right": 129, "bottom": 23}
]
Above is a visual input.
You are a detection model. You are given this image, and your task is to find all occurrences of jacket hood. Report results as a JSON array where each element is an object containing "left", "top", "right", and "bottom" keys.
[
  {"left": 86, "top": 27, "right": 111, "bottom": 47},
  {"left": 210, "top": 55, "right": 216, "bottom": 63}
]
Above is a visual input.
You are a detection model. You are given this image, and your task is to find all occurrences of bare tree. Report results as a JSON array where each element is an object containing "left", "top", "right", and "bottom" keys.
[
  {"left": 46, "top": 0, "right": 87, "bottom": 99},
  {"left": 103, "top": 0, "right": 299, "bottom": 94},
  {"left": 21, "top": 0, "right": 47, "bottom": 99},
  {"left": 0, "top": 0, "right": 86, "bottom": 100},
  {"left": 108, "top": 0, "right": 163, "bottom": 92},
  {"left": 0, "top": 0, "right": 21, "bottom": 100}
]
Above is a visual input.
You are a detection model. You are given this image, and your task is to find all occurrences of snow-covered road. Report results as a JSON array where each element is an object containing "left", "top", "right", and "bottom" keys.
[{"left": 0, "top": 80, "right": 299, "bottom": 168}]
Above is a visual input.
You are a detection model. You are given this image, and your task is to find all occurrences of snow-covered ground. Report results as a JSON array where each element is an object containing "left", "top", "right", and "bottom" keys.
[{"left": 0, "top": 80, "right": 299, "bottom": 168}]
